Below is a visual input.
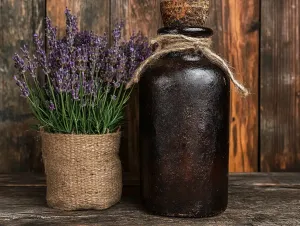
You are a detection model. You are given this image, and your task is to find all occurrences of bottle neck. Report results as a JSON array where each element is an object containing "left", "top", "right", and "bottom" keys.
[{"left": 157, "top": 27, "right": 213, "bottom": 38}]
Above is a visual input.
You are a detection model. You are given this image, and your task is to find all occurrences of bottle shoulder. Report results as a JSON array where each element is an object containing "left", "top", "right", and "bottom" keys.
[
  {"left": 141, "top": 51, "right": 229, "bottom": 85},
  {"left": 145, "top": 51, "right": 225, "bottom": 74}
]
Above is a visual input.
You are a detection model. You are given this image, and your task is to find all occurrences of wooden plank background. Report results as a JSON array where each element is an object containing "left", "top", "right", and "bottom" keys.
[
  {"left": 260, "top": 0, "right": 300, "bottom": 172},
  {"left": 207, "top": 0, "right": 259, "bottom": 172},
  {"left": 0, "top": 0, "right": 45, "bottom": 172},
  {"left": 0, "top": 0, "right": 299, "bottom": 174}
]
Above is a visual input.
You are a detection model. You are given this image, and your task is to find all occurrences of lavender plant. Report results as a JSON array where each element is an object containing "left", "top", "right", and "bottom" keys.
[{"left": 13, "top": 9, "right": 152, "bottom": 134}]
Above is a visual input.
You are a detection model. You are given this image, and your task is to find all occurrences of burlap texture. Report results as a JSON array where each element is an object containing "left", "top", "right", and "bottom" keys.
[{"left": 41, "top": 132, "right": 122, "bottom": 211}]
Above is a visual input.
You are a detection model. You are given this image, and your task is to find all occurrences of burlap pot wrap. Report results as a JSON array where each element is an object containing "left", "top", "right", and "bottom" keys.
[{"left": 41, "top": 132, "right": 122, "bottom": 211}]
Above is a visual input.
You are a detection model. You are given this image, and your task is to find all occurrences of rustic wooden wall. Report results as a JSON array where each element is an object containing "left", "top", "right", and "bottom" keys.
[
  {"left": 207, "top": 0, "right": 260, "bottom": 172},
  {"left": 0, "top": 0, "right": 45, "bottom": 172},
  {"left": 0, "top": 0, "right": 299, "bottom": 173},
  {"left": 260, "top": 0, "right": 300, "bottom": 172}
]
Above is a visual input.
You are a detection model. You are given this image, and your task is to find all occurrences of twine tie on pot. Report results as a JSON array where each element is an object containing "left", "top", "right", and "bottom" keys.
[{"left": 126, "top": 34, "right": 249, "bottom": 96}]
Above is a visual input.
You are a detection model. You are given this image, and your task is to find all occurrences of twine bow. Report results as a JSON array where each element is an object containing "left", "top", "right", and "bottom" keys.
[{"left": 126, "top": 34, "right": 249, "bottom": 96}]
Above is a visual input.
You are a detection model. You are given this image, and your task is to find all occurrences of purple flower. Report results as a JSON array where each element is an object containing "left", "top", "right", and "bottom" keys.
[
  {"left": 13, "top": 9, "right": 152, "bottom": 114},
  {"left": 65, "top": 8, "right": 78, "bottom": 47},
  {"left": 49, "top": 100, "right": 55, "bottom": 111},
  {"left": 72, "top": 87, "right": 80, "bottom": 100},
  {"left": 33, "top": 34, "right": 50, "bottom": 74},
  {"left": 11, "top": 8, "right": 154, "bottom": 134},
  {"left": 14, "top": 75, "right": 30, "bottom": 97},
  {"left": 112, "top": 22, "right": 124, "bottom": 44},
  {"left": 20, "top": 45, "right": 30, "bottom": 60},
  {"left": 46, "top": 17, "right": 58, "bottom": 50},
  {"left": 13, "top": 54, "right": 26, "bottom": 74},
  {"left": 53, "top": 68, "right": 71, "bottom": 92}
]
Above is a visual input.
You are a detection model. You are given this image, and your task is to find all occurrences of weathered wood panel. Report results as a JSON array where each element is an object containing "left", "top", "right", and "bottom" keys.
[
  {"left": 261, "top": 0, "right": 300, "bottom": 171},
  {"left": 0, "top": 173, "right": 300, "bottom": 225},
  {"left": 207, "top": 0, "right": 260, "bottom": 172},
  {"left": 0, "top": 0, "right": 45, "bottom": 173},
  {"left": 46, "top": 0, "right": 109, "bottom": 37},
  {"left": 1, "top": 0, "right": 299, "bottom": 173},
  {"left": 111, "top": 0, "right": 162, "bottom": 175}
]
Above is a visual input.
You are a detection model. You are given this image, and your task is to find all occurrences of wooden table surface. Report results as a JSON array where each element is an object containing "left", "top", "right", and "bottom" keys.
[{"left": 0, "top": 173, "right": 299, "bottom": 226}]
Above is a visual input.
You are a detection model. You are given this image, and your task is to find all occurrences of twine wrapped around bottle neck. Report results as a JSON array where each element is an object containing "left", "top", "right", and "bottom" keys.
[{"left": 126, "top": 34, "right": 249, "bottom": 96}]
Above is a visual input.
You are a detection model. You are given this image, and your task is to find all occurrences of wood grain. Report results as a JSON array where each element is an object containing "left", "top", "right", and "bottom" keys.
[
  {"left": 111, "top": 0, "right": 162, "bottom": 175},
  {"left": 0, "top": 0, "right": 299, "bottom": 174},
  {"left": 1, "top": 173, "right": 300, "bottom": 225},
  {"left": 260, "top": 0, "right": 300, "bottom": 172},
  {"left": 46, "top": 0, "right": 109, "bottom": 37},
  {"left": 0, "top": 0, "right": 45, "bottom": 173},
  {"left": 207, "top": 0, "right": 260, "bottom": 172}
]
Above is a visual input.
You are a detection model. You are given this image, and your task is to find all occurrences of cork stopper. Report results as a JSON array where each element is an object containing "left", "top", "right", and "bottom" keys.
[{"left": 160, "top": 0, "right": 210, "bottom": 27}]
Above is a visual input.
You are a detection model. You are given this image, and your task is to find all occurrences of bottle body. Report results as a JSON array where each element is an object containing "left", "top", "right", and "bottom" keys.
[{"left": 140, "top": 49, "right": 230, "bottom": 217}]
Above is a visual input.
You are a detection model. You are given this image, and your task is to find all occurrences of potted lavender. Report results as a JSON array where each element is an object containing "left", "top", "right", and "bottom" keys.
[{"left": 13, "top": 9, "right": 152, "bottom": 211}]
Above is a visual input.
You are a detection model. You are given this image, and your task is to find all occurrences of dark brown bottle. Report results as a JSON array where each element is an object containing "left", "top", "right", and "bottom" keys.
[{"left": 139, "top": 27, "right": 230, "bottom": 218}]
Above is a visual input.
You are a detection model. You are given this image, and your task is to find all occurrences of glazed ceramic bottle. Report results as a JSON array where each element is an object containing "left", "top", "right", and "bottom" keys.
[{"left": 139, "top": 0, "right": 230, "bottom": 218}]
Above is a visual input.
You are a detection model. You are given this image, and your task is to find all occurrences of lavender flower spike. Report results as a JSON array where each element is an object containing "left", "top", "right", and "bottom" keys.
[
  {"left": 49, "top": 100, "right": 55, "bottom": 111},
  {"left": 14, "top": 75, "right": 30, "bottom": 97}
]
